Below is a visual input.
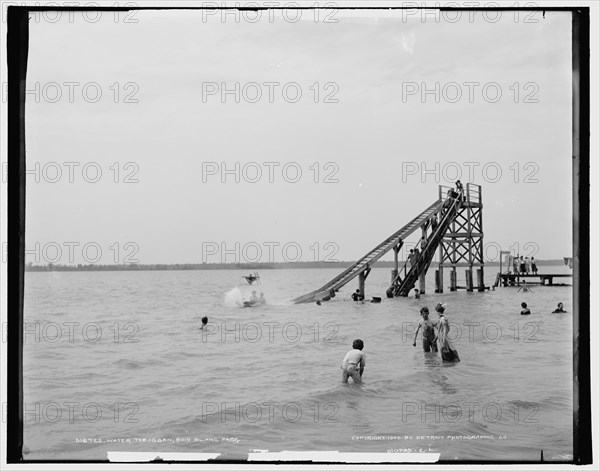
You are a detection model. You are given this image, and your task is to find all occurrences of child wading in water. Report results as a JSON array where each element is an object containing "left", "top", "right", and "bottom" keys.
[
  {"left": 413, "top": 307, "right": 438, "bottom": 352},
  {"left": 341, "top": 339, "right": 366, "bottom": 384},
  {"left": 435, "top": 303, "right": 460, "bottom": 362}
]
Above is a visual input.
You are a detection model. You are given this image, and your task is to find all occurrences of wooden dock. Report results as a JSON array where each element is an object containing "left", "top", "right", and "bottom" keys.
[{"left": 496, "top": 273, "right": 572, "bottom": 287}]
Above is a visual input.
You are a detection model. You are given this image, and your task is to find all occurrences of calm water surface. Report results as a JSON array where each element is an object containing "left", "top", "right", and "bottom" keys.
[{"left": 23, "top": 266, "right": 573, "bottom": 461}]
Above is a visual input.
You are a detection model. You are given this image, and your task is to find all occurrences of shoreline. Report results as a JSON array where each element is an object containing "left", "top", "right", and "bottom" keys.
[{"left": 25, "top": 259, "right": 570, "bottom": 273}]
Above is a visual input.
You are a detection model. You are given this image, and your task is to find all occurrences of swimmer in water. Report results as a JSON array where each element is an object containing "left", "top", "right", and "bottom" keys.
[
  {"left": 520, "top": 302, "right": 531, "bottom": 315},
  {"left": 199, "top": 316, "right": 208, "bottom": 330},
  {"left": 517, "top": 281, "right": 532, "bottom": 292},
  {"left": 413, "top": 307, "right": 438, "bottom": 352},
  {"left": 341, "top": 339, "right": 366, "bottom": 384},
  {"left": 414, "top": 288, "right": 421, "bottom": 299},
  {"left": 552, "top": 302, "right": 566, "bottom": 313}
]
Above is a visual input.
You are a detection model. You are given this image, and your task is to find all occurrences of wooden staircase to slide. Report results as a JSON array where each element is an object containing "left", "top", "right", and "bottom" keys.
[{"left": 291, "top": 200, "right": 445, "bottom": 304}]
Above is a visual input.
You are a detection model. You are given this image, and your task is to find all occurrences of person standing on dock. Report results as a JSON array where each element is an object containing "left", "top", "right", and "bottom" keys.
[
  {"left": 513, "top": 255, "right": 519, "bottom": 274},
  {"left": 525, "top": 257, "right": 532, "bottom": 274},
  {"left": 531, "top": 257, "right": 538, "bottom": 274},
  {"left": 519, "top": 256, "right": 526, "bottom": 274}
]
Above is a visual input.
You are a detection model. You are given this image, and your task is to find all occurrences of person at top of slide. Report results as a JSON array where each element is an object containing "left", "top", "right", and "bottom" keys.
[
  {"left": 455, "top": 180, "right": 464, "bottom": 200},
  {"left": 341, "top": 339, "right": 366, "bottom": 384}
]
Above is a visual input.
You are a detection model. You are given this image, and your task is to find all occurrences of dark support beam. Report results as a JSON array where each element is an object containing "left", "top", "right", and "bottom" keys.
[
  {"left": 7, "top": 5, "right": 29, "bottom": 463},
  {"left": 435, "top": 269, "right": 443, "bottom": 293}
]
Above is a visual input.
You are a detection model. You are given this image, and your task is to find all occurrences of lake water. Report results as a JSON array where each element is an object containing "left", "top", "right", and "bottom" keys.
[{"left": 22, "top": 265, "right": 574, "bottom": 462}]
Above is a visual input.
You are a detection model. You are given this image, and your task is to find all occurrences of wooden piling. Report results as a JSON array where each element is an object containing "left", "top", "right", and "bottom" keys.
[
  {"left": 358, "top": 271, "right": 366, "bottom": 298},
  {"left": 450, "top": 269, "right": 457, "bottom": 291},
  {"left": 435, "top": 267, "right": 443, "bottom": 293},
  {"left": 477, "top": 268, "right": 485, "bottom": 291},
  {"left": 466, "top": 269, "right": 473, "bottom": 292}
]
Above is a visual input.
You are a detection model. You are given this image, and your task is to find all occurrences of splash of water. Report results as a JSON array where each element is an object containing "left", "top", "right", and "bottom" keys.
[{"left": 224, "top": 287, "right": 244, "bottom": 307}]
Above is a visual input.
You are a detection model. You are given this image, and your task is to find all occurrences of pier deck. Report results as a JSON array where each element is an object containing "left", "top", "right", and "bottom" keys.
[{"left": 497, "top": 273, "right": 572, "bottom": 287}]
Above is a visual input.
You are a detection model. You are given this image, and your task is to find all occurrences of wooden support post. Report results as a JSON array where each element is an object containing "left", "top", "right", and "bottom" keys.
[
  {"left": 419, "top": 274, "right": 426, "bottom": 295},
  {"left": 450, "top": 269, "right": 457, "bottom": 291},
  {"left": 466, "top": 269, "right": 473, "bottom": 292},
  {"left": 436, "top": 267, "right": 443, "bottom": 293},
  {"left": 392, "top": 245, "right": 399, "bottom": 284},
  {"left": 477, "top": 268, "right": 485, "bottom": 291},
  {"left": 358, "top": 271, "right": 366, "bottom": 298}
]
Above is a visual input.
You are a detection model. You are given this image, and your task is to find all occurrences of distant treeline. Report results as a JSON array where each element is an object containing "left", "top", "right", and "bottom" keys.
[{"left": 25, "top": 259, "right": 569, "bottom": 272}]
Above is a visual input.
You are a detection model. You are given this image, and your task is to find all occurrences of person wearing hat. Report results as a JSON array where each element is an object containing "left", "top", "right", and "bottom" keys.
[{"left": 434, "top": 303, "right": 460, "bottom": 362}]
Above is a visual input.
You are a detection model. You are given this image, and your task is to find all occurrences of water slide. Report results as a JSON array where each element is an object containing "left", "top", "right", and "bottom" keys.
[
  {"left": 291, "top": 200, "right": 447, "bottom": 304},
  {"left": 387, "top": 195, "right": 462, "bottom": 297}
]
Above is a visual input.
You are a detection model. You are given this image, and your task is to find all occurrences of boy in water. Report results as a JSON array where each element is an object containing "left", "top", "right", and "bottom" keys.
[
  {"left": 517, "top": 281, "right": 531, "bottom": 292},
  {"left": 341, "top": 339, "right": 366, "bottom": 384},
  {"left": 414, "top": 288, "right": 420, "bottom": 299},
  {"left": 520, "top": 302, "right": 531, "bottom": 315},
  {"left": 552, "top": 302, "right": 566, "bottom": 313},
  {"left": 413, "top": 307, "right": 438, "bottom": 352}
]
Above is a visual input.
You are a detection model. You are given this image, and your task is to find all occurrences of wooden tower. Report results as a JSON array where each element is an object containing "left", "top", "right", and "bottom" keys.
[{"left": 435, "top": 183, "right": 485, "bottom": 292}]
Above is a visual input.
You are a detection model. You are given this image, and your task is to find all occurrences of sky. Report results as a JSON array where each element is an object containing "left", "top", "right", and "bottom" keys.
[{"left": 20, "top": 7, "right": 574, "bottom": 265}]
